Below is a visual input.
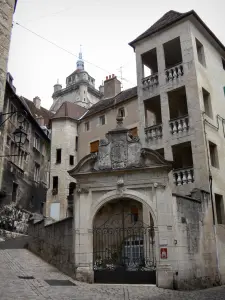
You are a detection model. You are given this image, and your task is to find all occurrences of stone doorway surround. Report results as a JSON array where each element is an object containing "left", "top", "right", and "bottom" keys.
[{"left": 68, "top": 116, "right": 176, "bottom": 288}]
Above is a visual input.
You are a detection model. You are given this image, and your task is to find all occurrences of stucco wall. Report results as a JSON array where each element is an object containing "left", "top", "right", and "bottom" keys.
[
  {"left": 46, "top": 118, "right": 77, "bottom": 219},
  {"left": 135, "top": 20, "right": 210, "bottom": 195},
  {"left": 172, "top": 192, "right": 220, "bottom": 289},
  {"left": 78, "top": 97, "right": 139, "bottom": 160}
]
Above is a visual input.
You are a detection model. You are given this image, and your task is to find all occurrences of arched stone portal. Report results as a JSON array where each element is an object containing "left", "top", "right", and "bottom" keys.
[
  {"left": 92, "top": 198, "right": 156, "bottom": 284},
  {"left": 68, "top": 116, "right": 173, "bottom": 286}
]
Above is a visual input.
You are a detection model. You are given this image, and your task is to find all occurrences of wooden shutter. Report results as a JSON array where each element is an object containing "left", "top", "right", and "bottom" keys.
[
  {"left": 90, "top": 140, "right": 99, "bottom": 153},
  {"left": 130, "top": 127, "right": 138, "bottom": 137}
]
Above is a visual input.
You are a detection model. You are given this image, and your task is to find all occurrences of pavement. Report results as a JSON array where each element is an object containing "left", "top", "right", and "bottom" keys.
[{"left": 0, "top": 248, "right": 225, "bottom": 300}]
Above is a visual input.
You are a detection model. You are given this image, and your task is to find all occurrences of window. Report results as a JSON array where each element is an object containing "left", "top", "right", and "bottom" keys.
[
  {"left": 34, "top": 163, "right": 40, "bottom": 182},
  {"left": 129, "top": 127, "right": 138, "bottom": 137},
  {"left": 85, "top": 122, "right": 90, "bottom": 131},
  {"left": 131, "top": 206, "right": 139, "bottom": 223},
  {"left": 202, "top": 88, "right": 212, "bottom": 118},
  {"left": 84, "top": 98, "right": 85, "bottom": 102},
  {"left": 33, "top": 134, "right": 41, "bottom": 151},
  {"left": 118, "top": 107, "right": 125, "bottom": 118},
  {"left": 53, "top": 176, "right": 58, "bottom": 194},
  {"left": 6, "top": 136, "right": 10, "bottom": 146},
  {"left": 50, "top": 203, "right": 60, "bottom": 221},
  {"left": 56, "top": 149, "right": 61, "bottom": 164},
  {"left": 12, "top": 182, "right": 18, "bottom": 202},
  {"left": 90, "top": 140, "right": 99, "bottom": 153},
  {"left": 10, "top": 103, "right": 17, "bottom": 123},
  {"left": 75, "top": 136, "right": 78, "bottom": 151},
  {"left": 215, "top": 194, "right": 225, "bottom": 224},
  {"left": 222, "top": 58, "right": 225, "bottom": 70},
  {"left": 99, "top": 115, "right": 105, "bottom": 125},
  {"left": 69, "top": 182, "right": 76, "bottom": 195},
  {"left": 209, "top": 141, "right": 219, "bottom": 168},
  {"left": 196, "top": 38, "right": 206, "bottom": 66},
  {"left": 69, "top": 155, "right": 74, "bottom": 166}
]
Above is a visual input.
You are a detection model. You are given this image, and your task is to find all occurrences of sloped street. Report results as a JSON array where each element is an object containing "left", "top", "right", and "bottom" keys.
[{"left": 0, "top": 248, "right": 225, "bottom": 300}]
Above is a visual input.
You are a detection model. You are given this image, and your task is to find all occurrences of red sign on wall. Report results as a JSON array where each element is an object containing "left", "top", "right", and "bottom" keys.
[{"left": 160, "top": 247, "right": 168, "bottom": 259}]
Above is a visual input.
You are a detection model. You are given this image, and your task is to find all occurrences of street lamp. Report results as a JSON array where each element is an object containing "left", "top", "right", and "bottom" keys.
[{"left": 13, "top": 125, "right": 27, "bottom": 148}]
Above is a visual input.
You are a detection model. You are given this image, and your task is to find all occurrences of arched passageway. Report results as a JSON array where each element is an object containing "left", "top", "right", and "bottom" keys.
[{"left": 92, "top": 198, "right": 156, "bottom": 284}]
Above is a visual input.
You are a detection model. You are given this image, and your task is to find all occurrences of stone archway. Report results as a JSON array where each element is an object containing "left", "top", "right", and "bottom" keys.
[{"left": 92, "top": 197, "right": 156, "bottom": 284}]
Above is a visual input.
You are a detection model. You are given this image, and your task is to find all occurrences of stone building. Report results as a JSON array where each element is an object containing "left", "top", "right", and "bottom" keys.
[
  {"left": 46, "top": 76, "right": 138, "bottom": 219},
  {"left": 42, "top": 9, "right": 225, "bottom": 289},
  {"left": 0, "top": 0, "right": 18, "bottom": 199},
  {"left": 0, "top": 75, "right": 50, "bottom": 213},
  {"left": 50, "top": 50, "right": 103, "bottom": 113}
]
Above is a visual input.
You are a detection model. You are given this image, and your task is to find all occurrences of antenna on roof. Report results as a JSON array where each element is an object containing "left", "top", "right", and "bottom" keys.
[{"left": 119, "top": 66, "right": 123, "bottom": 90}]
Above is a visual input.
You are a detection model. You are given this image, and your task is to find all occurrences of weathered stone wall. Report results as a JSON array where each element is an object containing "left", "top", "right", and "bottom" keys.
[
  {"left": 0, "top": 0, "right": 15, "bottom": 190},
  {"left": 173, "top": 192, "right": 220, "bottom": 290},
  {"left": 0, "top": 0, "right": 14, "bottom": 111},
  {"left": 27, "top": 216, "right": 75, "bottom": 278}
]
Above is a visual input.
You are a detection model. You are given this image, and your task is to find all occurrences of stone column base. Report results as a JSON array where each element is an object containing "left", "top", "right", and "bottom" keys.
[
  {"left": 76, "top": 266, "right": 94, "bottom": 283},
  {"left": 157, "top": 264, "right": 174, "bottom": 289}
]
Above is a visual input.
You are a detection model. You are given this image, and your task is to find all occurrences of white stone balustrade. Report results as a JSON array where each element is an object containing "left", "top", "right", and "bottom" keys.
[
  {"left": 169, "top": 115, "right": 189, "bottom": 134},
  {"left": 142, "top": 74, "right": 159, "bottom": 88},
  {"left": 173, "top": 168, "right": 194, "bottom": 186},
  {"left": 145, "top": 124, "right": 162, "bottom": 140},
  {"left": 165, "top": 64, "right": 184, "bottom": 81}
]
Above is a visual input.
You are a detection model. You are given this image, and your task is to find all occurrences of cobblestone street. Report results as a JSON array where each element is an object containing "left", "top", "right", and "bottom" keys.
[{"left": 0, "top": 249, "right": 225, "bottom": 300}]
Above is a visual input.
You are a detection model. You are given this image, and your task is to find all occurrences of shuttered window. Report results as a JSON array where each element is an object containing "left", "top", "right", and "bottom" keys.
[
  {"left": 90, "top": 140, "right": 99, "bottom": 153},
  {"left": 129, "top": 127, "right": 138, "bottom": 137}
]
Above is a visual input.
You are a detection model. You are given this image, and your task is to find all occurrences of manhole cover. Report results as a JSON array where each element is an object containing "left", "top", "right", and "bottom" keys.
[
  {"left": 45, "top": 279, "right": 76, "bottom": 286},
  {"left": 18, "top": 276, "right": 35, "bottom": 279}
]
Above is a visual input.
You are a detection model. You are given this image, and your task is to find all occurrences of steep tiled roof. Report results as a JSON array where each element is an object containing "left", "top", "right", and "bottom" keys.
[
  {"left": 82, "top": 86, "right": 137, "bottom": 119},
  {"left": 21, "top": 97, "right": 53, "bottom": 127},
  {"left": 129, "top": 10, "right": 185, "bottom": 46},
  {"left": 51, "top": 102, "right": 87, "bottom": 121},
  {"left": 129, "top": 10, "right": 225, "bottom": 52}
]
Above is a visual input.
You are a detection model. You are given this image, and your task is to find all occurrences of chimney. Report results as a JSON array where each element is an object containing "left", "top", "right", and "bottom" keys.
[
  {"left": 99, "top": 84, "right": 104, "bottom": 95},
  {"left": 103, "top": 75, "right": 121, "bottom": 99},
  {"left": 33, "top": 96, "right": 41, "bottom": 110}
]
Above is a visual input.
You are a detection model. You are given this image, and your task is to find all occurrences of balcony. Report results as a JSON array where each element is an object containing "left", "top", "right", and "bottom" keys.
[
  {"left": 144, "top": 95, "right": 162, "bottom": 141},
  {"left": 168, "top": 87, "right": 189, "bottom": 136},
  {"left": 142, "top": 74, "right": 159, "bottom": 88},
  {"left": 172, "top": 142, "right": 194, "bottom": 185},
  {"left": 141, "top": 47, "right": 159, "bottom": 97},
  {"left": 169, "top": 115, "right": 189, "bottom": 134},
  {"left": 145, "top": 124, "right": 162, "bottom": 140},
  {"left": 163, "top": 37, "right": 184, "bottom": 84},
  {"left": 173, "top": 167, "right": 194, "bottom": 185},
  {"left": 165, "top": 63, "right": 184, "bottom": 82}
]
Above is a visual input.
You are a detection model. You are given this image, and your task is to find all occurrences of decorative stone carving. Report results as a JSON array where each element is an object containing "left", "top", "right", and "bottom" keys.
[
  {"left": 117, "top": 176, "right": 124, "bottom": 187},
  {"left": 68, "top": 116, "right": 172, "bottom": 177}
]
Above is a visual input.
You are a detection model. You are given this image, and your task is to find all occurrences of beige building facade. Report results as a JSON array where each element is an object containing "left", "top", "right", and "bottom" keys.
[{"left": 45, "top": 9, "right": 225, "bottom": 289}]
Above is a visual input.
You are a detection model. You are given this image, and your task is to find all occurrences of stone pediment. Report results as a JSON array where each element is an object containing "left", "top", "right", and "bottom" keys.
[{"left": 68, "top": 116, "right": 172, "bottom": 177}]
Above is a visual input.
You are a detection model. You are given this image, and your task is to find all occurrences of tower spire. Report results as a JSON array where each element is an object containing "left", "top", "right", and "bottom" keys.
[{"left": 77, "top": 44, "right": 84, "bottom": 70}]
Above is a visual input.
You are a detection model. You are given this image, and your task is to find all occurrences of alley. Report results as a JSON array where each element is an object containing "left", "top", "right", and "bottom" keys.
[{"left": 0, "top": 248, "right": 224, "bottom": 300}]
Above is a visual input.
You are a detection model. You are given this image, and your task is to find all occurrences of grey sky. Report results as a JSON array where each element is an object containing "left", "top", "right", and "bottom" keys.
[{"left": 8, "top": 0, "right": 225, "bottom": 109}]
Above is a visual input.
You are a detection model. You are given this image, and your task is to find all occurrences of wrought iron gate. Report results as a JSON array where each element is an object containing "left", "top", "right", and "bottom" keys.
[{"left": 93, "top": 211, "right": 156, "bottom": 284}]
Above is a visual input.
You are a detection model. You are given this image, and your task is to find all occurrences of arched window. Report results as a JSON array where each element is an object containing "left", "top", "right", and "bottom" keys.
[{"left": 69, "top": 182, "right": 76, "bottom": 195}]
